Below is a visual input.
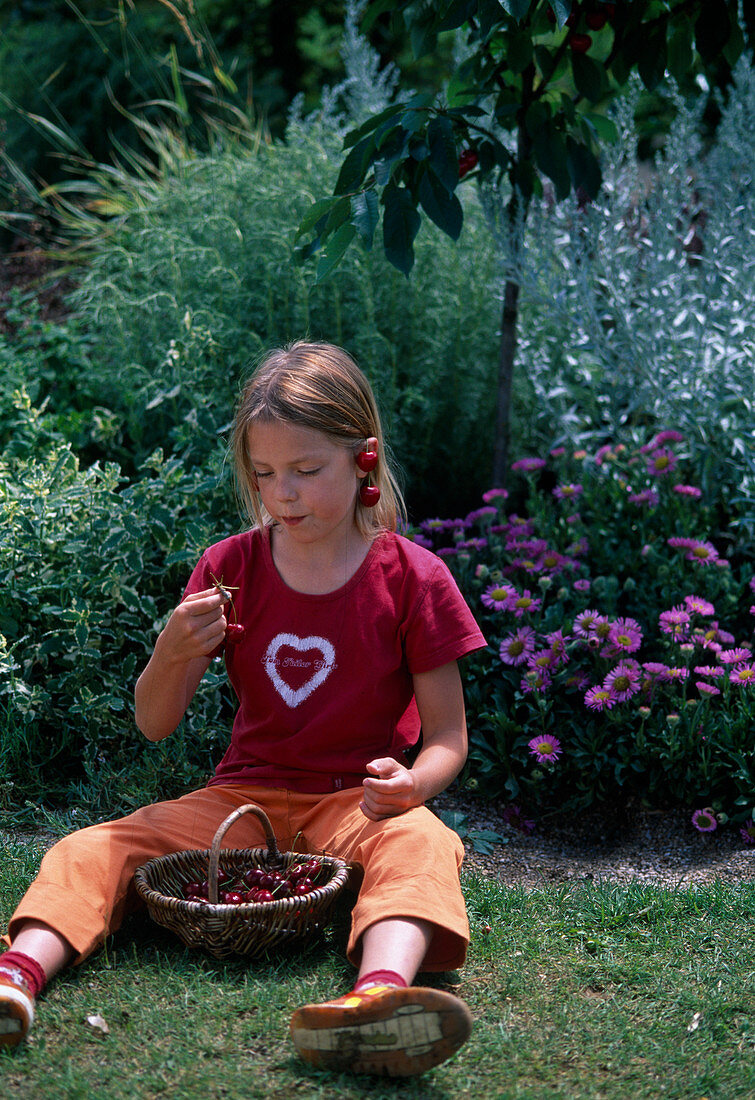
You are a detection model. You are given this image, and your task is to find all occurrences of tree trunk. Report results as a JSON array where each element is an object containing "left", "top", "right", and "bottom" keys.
[{"left": 491, "top": 275, "right": 520, "bottom": 488}]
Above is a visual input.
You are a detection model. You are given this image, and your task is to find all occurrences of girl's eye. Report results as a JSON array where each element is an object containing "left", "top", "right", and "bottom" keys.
[{"left": 253, "top": 470, "right": 272, "bottom": 480}]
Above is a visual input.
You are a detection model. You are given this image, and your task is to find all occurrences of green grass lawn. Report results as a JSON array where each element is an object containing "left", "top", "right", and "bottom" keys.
[{"left": 2, "top": 834, "right": 754, "bottom": 1099}]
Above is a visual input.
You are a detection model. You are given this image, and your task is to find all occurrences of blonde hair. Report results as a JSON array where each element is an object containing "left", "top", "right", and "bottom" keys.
[{"left": 232, "top": 341, "right": 405, "bottom": 537}]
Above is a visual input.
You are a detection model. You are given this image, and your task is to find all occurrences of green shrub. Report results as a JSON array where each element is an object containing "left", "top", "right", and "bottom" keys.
[
  {"left": 413, "top": 430, "right": 755, "bottom": 835},
  {"left": 0, "top": 395, "right": 237, "bottom": 823}
]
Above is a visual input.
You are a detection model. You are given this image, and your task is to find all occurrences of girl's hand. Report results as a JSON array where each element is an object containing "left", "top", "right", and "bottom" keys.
[
  {"left": 360, "top": 757, "right": 419, "bottom": 821},
  {"left": 156, "top": 588, "right": 228, "bottom": 664}
]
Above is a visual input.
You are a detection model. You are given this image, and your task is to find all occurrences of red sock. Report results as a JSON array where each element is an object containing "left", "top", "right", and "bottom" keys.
[
  {"left": 353, "top": 969, "right": 408, "bottom": 993},
  {"left": 0, "top": 951, "right": 47, "bottom": 999}
]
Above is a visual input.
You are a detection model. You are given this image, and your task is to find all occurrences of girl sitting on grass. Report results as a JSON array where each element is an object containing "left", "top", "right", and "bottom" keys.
[{"left": 1, "top": 341, "right": 486, "bottom": 1077}]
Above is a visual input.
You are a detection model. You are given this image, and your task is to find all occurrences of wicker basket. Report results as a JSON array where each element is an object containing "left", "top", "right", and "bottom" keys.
[{"left": 133, "top": 803, "right": 349, "bottom": 959}]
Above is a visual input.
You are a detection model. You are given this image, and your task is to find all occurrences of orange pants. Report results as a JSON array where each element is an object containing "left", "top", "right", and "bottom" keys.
[{"left": 6, "top": 785, "right": 469, "bottom": 972}]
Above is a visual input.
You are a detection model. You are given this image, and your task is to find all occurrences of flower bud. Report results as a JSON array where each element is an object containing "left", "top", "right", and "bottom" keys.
[{"left": 666, "top": 713, "right": 680, "bottom": 727}]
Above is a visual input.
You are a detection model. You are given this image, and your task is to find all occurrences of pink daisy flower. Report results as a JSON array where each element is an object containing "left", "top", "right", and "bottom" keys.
[
  {"left": 499, "top": 627, "right": 536, "bottom": 667},
  {"left": 647, "top": 448, "right": 678, "bottom": 476},
  {"left": 482, "top": 583, "right": 516, "bottom": 611},
  {"left": 573, "top": 610, "right": 602, "bottom": 639},
  {"left": 730, "top": 665, "right": 755, "bottom": 685},
  {"left": 629, "top": 488, "right": 660, "bottom": 506},
  {"left": 573, "top": 578, "right": 591, "bottom": 593},
  {"left": 696, "top": 681, "right": 720, "bottom": 697},
  {"left": 691, "top": 808, "right": 717, "bottom": 833},
  {"left": 466, "top": 506, "right": 498, "bottom": 524},
  {"left": 482, "top": 488, "right": 508, "bottom": 503},
  {"left": 584, "top": 686, "right": 618, "bottom": 711},
  {"left": 642, "top": 662, "right": 670, "bottom": 678},
  {"left": 603, "top": 661, "right": 642, "bottom": 701},
  {"left": 661, "top": 666, "right": 689, "bottom": 683},
  {"left": 673, "top": 484, "right": 702, "bottom": 498},
  {"left": 553, "top": 483, "right": 584, "bottom": 500},
  {"left": 684, "top": 595, "right": 715, "bottom": 616},
  {"left": 565, "top": 672, "right": 591, "bottom": 691},
  {"left": 659, "top": 606, "right": 691, "bottom": 638},
  {"left": 546, "top": 629, "right": 569, "bottom": 662},
  {"left": 527, "top": 734, "right": 562, "bottom": 762},
  {"left": 717, "top": 648, "right": 751, "bottom": 666},
  {"left": 528, "top": 649, "right": 558, "bottom": 674},
  {"left": 512, "top": 457, "right": 547, "bottom": 473},
  {"left": 693, "top": 665, "right": 725, "bottom": 678},
  {"left": 608, "top": 618, "right": 643, "bottom": 653},
  {"left": 651, "top": 429, "right": 684, "bottom": 447}
]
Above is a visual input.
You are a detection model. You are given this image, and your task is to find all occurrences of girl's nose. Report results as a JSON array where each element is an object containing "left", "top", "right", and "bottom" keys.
[{"left": 276, "top": 476, "right": 297, "bottom": 502}]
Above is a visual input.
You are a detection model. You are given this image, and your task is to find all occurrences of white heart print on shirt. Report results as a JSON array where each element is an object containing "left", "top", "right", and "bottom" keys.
[{"left": 263, "top": 632, "right": 336, "bottom": 708}]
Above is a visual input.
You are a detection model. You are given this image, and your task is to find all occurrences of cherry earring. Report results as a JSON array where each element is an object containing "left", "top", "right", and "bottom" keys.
[
  {"left": 356, "top": 449, "right": 378, "bottom": 472},
  {"left": 359, "top": 483, "right": 381, "bottom": 507}
]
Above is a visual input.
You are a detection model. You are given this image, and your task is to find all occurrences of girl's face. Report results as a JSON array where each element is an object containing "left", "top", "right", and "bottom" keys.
[{"left": 247, "top": 420, "right": 369, "bottom": 550}]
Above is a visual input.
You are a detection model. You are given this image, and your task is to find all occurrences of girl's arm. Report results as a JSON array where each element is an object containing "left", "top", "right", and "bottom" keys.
[
  {"left": 360, "top": 660, "right": 468, "bottom": 821},
  {"left": 135, "top": 588, "right": 227, "bottom": 742}
]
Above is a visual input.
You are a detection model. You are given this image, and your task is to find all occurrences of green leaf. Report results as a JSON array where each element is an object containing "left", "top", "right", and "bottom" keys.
[
  {"left": 571, "top": 53, "right": 605, "bottom": 104},
  {"left": 477, "top": 0, "right": 506, "bottom": 38},
  {"left": 427, "top": 115, "right": 459, "bottom": 192},
  {"left": 566, "top": 136, "right": 601, "bottom": 199},
  {"left": 550, "top": 0, "right": 573, "bottom": 29},
  {"left": 382, "top": 182, "right": 421, "bottom": 276},
  {"left": 335, "top": 132, "right": 378, "bottom": 196},
  {"left": 351, "top": 190, "right": 379, "bottom": 247},
  {"left": 667, "top": 17, "right": 694, "bottom": 82},
  {"left": 342, "top": 103, "right": 408, "bottom": 150},
  {"left": 637, "top": 27, "right": 667, "bottom": 91},
  {"left": 501, "top": 0, "right": 530, "bottom": 21},
  {"left": 407, "top": 4, "right": 439, "bottom": 57},
  {"left": 315, "top": 222, "right": 357, "bottom": 283},
  {"left": 296, "top": 198, "right": 339, "bottom": 241},
  {"left": 418, "top": 168, "right": 463, "bottom": 240},
  {"left": 695, "top": 0, "right": 732, "bottom": 62},
  {"left": 507, "top": 28, "right": 534, "bottom": 73},
  {"left": 533, "top": 125, "right": 571, "bottom": 200}
]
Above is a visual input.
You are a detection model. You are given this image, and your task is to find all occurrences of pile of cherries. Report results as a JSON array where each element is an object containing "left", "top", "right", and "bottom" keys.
[{"left": 182, "top": 857, "right": 325, "bottom": 905}]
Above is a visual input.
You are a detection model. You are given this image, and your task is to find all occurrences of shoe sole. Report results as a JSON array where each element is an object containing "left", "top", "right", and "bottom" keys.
[
  {"left": 290, "top": 986, "right": 473, "bottom": 1076},
  {"left": 0, "top": 983, "right": 34, "bottom": 1049}
]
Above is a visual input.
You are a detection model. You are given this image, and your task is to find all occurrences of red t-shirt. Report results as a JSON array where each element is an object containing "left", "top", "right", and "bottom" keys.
[{"left": 184, "top": 527, "right": 486, "bottom": 793}]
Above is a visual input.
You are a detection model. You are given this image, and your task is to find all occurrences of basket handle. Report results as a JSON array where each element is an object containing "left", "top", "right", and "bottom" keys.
[{"left": 208, "top": 803, "right": 280, "bottom": 904}]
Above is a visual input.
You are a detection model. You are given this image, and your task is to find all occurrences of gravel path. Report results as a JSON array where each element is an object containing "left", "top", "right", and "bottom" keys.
[{"left": 430, "top": 791, "right": 755, "bottom": 889}]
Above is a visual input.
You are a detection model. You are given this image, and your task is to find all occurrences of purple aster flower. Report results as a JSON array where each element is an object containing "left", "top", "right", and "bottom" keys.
[
  {"left": 668, "top": 538, "right": 720, "bottom": 565},
  {"left": 647, "top": 448, "right": 678, "bottom": 477},
  {"left": 696, "top": 680, "right": 720, "bottom": 697},
  {"left": 608, "top": 618, "right": 643, "bottom": 653},
  {"left": 527, "top": 734, "right": 562, "bottom": 762},
  {"left": 693, "top": 665, "right": 725, "bottom": 678},
  {"left": 730, "top": 665, "right": 755, "bottom": 685},
  {"left": 668, "top": 536, "right": 695, "bottom": 549},
  {"left": 502, "top": 805, "right": 536, "bottom": 835},
  {"left": 553, "top": 483, "right": 584, "bottom": 500},
  {"left": 546, "top": 629, "right": 570, "bottom": 661},
  {"left": 457, "top": 538, "right": 488, "bottom": 552},
  {"left": 528, "top": 649, "right": 558, "bottom": 674},
  {"left": 684, "top": 595, "right": 715, "bottom": 616},
  {"left": 420, "top": 517, "right": 446, "bottom": 534},
  {"left": 750, "top": 576, "right": 755, "bottom": 594},
  {"left": 499, "top": 627, "right": 536, "bottom": 666},
  {"left": 659, "top": 607, "right": 691, "bottom": 638},
  {"left": 717, "top": 648, "right": 751, "bottom": 666},
  {"left": 436, "top": 547, "right": 458, "bottom": 558},
  {"left": 661, "top": 666, "right": 689, "bottom": 683},
  {"left": 482, "top": 582, "right": 517, "bottom": 611},
  {"left": 573, "top": 578, "right": 591, "bottom": 593},
  {"left": 565, "top": 672, "right": 591, "bottom": 691},
  {"left": 691, "top": 808, "right": 717, "bottom": 833},
  {"left": 466, "top": 506, "right": 498, "bottom": 524},
  {"left": 508, "top": 590, "right": 542, "bottom": 617},
  {"left": 410, "top": 533, "right": 434, "bottom": 549},
  {"left": 673, "top": 484, "right": 702, "bottom": 499},
  {"left": 550, "top": 446, "right": 566, "bottom": 458},
  {"left": 603, "top": 660, "right": 642, "bottom": 701},
  {"left": 535, "top": 549, "right": 568, "bottom": 575},
  {"left": 642, "top": 662, "right": 670, "bottom": 678},
  {"left": 572, "top": 610, "right": 601, "bottom": 638},
  {"left": 739, "top": 822, "right": 755, "bottom": 844},
  {"left": 521, "top": 670, "right": 552, "bottom": 694},
  {"left": 584, "top": 685, "right": 618, "bottom": 711},
  {"left": 651, "top": 429, "right": 684, "bottom": 447},
  {"left": 628, "top": 488, "right": 660, "bottom": 506},
  {"left": 482, "top": 488, "right": 508, "bottom": 503},
  {"left": 512, "top": 456, "right": 547, "bottom": 473}
]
